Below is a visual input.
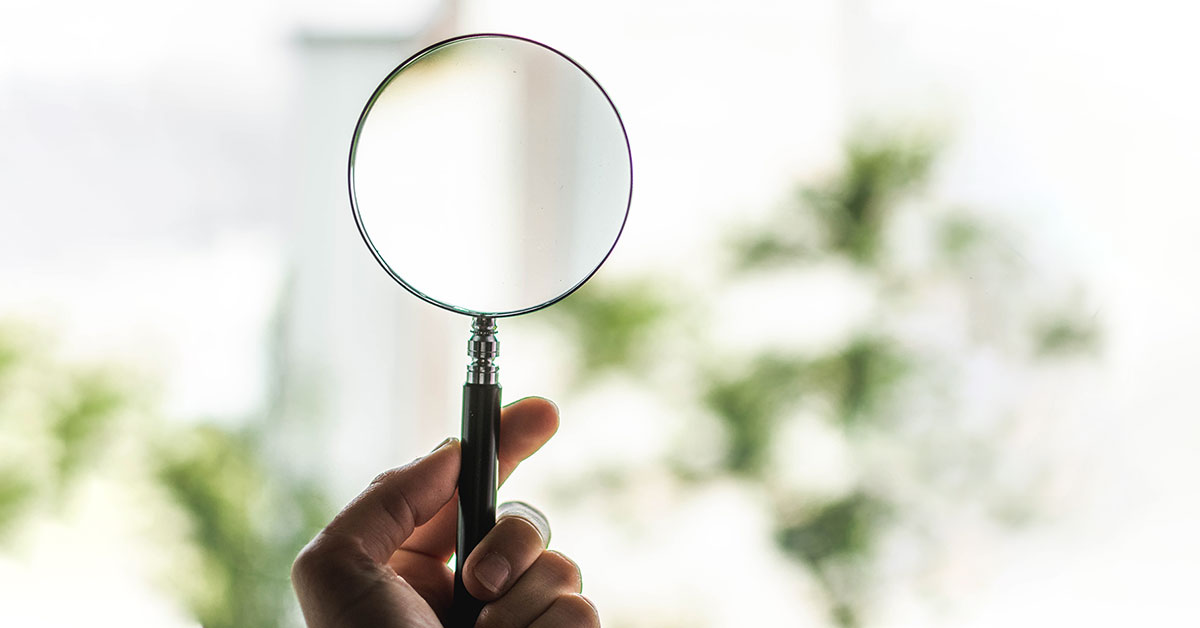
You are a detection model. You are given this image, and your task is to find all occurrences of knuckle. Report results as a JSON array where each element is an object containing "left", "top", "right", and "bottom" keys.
[
  {"left": 540, "top": 550, "right": 583, "bottom": 591},
  {"left": 290, "top": 550, "right": 311, "bottom": 585},
  {"left": 553, "top": 593, "right": 601, "bottom": 627},
  {"left": 292, "top": 537, "right": 322, "bottom": 573},
  {"left": 368, "top": 458, "right": 420, "bottom": 488},
  {"left": 291, "top": 534, "right": 359, "bottom": 587},
  {"left": 363, "top": 467, "right": 418, "bottom": 538},
  {"left": 290, "top": 539, "right": 330, "bottom": 591},
  {"left": 369, "top": 466, "right": 402, "bottom": 487},
  {"left": 475, "top": 604, "right": 514, "bottom": 628}
]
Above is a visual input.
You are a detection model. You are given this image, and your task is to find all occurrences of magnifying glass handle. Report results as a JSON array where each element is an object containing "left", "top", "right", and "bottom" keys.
[{"left": 451, "top": 382, "right": 501, "bottom": 627}]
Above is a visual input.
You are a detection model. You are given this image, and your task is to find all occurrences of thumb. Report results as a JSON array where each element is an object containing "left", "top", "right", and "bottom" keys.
[{"left": 321, "top": 438, "right": 462, "bottom": 563}]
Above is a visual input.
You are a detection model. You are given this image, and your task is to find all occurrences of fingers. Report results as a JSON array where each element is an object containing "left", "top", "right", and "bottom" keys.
[
  {"left": 462, "top": 502, "right": 552, "bottom": 600},
  {"left": 494, "top": 398, "right": 560, "bottom": 482},
  {"left": 476, "top": 551, "right": 585, "bottom": 628},
  {"left": 292, "top": 440, "right": 461, "bottom": 627},
  {"left": 466, "top": 504, "right": 599, "bottom": 628},
  {"left": 313, "top": 438, "right": 461, "bottom": 563},
  {"left": 527, "top": 594, "right": 601, "bottom": 628},
  {"left": 397, "top": 397, "right": 559, "bottom": 562}
]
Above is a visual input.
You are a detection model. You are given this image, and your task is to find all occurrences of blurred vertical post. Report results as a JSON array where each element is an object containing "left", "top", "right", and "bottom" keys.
[{"left": 274, "top": 1, "right": 462, "bottom": 499}]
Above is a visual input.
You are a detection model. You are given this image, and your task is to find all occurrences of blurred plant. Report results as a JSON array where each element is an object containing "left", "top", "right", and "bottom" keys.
[
  {"left": 541, "top": 127, "right": 1099, "bottom": 627},
  {"left": 0, "top": 326, "right": 127, "bottom": 539},
  {"left": 0, "top": 323, "right": 330, "bottom": 628},
  {"left": 549, "top": 279, "right": 675, "bottom": 382},
  {"left": 155, "top": 425, "right": 330, "bottom": 628}
]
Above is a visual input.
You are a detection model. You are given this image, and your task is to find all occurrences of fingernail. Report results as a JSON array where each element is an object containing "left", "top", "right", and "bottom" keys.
[
  {"left": 474, "top": 553, "right": 510, "bottom": 594},
  {"left": 431, "top": 437, "right": 456, "bottom": 453},
  {"left": 498, "top": 501, "right": 551, "bottom": 547}
]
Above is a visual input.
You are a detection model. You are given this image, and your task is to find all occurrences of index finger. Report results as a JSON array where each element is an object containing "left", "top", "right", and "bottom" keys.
[
  {"left": 397, "top": 397, "right": 559, "bottom": 563},
  {"left": 315, "top": 438, "right": 461, "bottom": 563}
]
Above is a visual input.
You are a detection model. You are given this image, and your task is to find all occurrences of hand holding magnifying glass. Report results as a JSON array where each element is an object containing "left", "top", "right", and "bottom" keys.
[
  {"left": 292, "top": 398, "right": 600, "bottom": 628},
  {"left": 339, "top": 34, "right": 631, "bottom": 627}
]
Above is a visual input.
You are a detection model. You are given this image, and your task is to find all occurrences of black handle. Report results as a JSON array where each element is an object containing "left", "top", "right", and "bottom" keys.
[{"left": 450, "top": 382, "right": 501, "bottom": 628}]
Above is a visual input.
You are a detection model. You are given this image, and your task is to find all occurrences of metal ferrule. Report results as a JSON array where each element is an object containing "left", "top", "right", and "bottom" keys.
[{"left": 467, "top": 316, "right": 499, "bottom": 385}]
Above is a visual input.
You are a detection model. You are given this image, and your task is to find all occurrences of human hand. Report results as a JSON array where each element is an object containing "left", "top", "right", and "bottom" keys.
[{"left": 291, "top": 397, "right": 599, "bottom": 627}]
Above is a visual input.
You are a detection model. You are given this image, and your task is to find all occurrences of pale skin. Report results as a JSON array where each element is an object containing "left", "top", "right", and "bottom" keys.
[{"left": 292, "top": 397, "right": 599, "bottom": 628}]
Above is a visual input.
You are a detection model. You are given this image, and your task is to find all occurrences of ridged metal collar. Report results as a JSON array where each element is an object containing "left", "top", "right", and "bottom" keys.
[{"left": 467, "top": 316, "right": 499, "bottom": 385}]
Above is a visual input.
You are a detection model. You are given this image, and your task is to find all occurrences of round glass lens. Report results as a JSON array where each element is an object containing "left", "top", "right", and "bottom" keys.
[{"left": 350, "top": 34, "right": 632, "bottom": 317}]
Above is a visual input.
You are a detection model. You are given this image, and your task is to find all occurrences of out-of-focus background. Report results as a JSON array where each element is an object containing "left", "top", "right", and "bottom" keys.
[{"left": 2, "top": 0, "right": 1198, "bottom": 626}]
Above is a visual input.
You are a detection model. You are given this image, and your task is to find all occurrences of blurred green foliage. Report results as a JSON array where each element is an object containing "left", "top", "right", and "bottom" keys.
[
  {"left": 938, "top": 214, "right": 987, "bottom": 263},
  {"left": 777, "top": 491, "right": 889, "bottom": 627},
  {"left": 0, "top": 124, "right": 1103, "bottom": 628},
  {"left": 0, "top": 323, "right": 330, "bottom": 628},
  {"left": 51, "top": 371, "right": 124, "bottom": 487},
  {"left": 733, "top": 131, "right": 935, "bottom": 269},
  {"left": 549, "top": 279, "right": 672, "bottom": 378},
  {"left": 0, "top": 469, "right": 34, "bottom": 539},
  {"left": 1034, "top": 310, "right": 1101, "bottom": 357},
  {"left": 157, "top": 426, "right": 329, "bottom": 628},
  {"left": 810, "top": 337, "right": 909, "bottom": 429},
  {"left": 704, "top": 353, "right": 808, "bottom": 475},
  {"left": 0, "top": 328, "right": 127, "bottom": 537},
  {"left": 808, "top": 133, "right": 935, "bottom": 265},
  {"left": 547, "top": 127, "right": 1099, "bottom": 627},
  {"left": 777, "top": 491, "right": 887, "bottom": 570},
  {"left": 698, "top": 337, "right": 911, "bottom": 476}
]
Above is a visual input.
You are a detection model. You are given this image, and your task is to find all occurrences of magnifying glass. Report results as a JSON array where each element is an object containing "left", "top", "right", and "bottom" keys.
[{"left": 348, "top": 33, "right": 631, "bottom": 626}]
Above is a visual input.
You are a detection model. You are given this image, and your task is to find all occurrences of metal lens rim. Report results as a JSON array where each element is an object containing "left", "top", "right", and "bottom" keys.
[{"left": 347, "top": 32, "right": 633, "bottom": 318}]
